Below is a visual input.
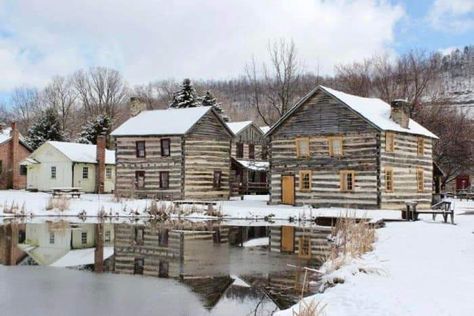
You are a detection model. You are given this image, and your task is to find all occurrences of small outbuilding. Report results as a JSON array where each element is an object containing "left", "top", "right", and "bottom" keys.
[{"left": 22, "top": 138, "right": 115, "bottom": 193}]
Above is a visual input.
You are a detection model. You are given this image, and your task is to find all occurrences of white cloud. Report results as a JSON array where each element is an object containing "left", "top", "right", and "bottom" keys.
[
  {"left": 428, "top": 0, "right": 474, "bottom": 32},
  {"left": 0, "top": 0, "right": 404, "bottom": 92}
]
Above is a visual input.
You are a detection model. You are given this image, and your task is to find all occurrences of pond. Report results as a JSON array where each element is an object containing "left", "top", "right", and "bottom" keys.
[{"left": 0, "top": 220, "right": 327, "bottom": 316}]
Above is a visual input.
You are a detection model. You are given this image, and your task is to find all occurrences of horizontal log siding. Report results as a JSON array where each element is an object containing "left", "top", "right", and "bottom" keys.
[
  {"left": 380, "top": 133, "right": 433, "bottom": 209},
  {"left": 270, "top": 226, "right": 332, "bottom": 259},
  {"left": 183, "top": 139, "right": 231, "bottom": 200},
  {"left": 270, "top": 133, "right": 379, "bottom": 208},
  {"left": 114, "top": 136, "right": 184, "bottom": 199},
  {"left": 184, "top": 110, "right": 232, "bottom": 200}
]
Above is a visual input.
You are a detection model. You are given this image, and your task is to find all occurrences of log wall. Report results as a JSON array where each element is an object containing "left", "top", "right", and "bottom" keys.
[
  {"left": 380, "top": 133, "right": 433, "bottom": 209},
  {"left": 114, "top": 135, "right": 183, "bottom": 199}
]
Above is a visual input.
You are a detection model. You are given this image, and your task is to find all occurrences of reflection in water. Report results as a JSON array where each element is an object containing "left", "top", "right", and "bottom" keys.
[{"left": 0, "top": 220, "right": 323, "bottom": 315}]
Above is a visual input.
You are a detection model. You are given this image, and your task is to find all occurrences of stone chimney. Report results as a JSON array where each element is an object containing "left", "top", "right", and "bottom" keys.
[
  {"left": 129, "top": 97, "right": 147, "bottom": 117},
  {"left": 96, "top": 135, "right": 106, "bottom": 194},
  {"left": 390, "top": 99, "right": 410, "bottom": 129},
  {"left": 9, "top": 122, "right": 20, "bottom": 189}
]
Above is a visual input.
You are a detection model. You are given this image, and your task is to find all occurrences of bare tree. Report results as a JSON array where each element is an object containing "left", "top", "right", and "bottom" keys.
[
  {"left": 133, "top": 80, "right": 178, "bottom": 109},
  {"left": 43, "top": 76, "right": 77, "bottom": 135},
  {"left": 335, "top": 59, "right": 372, "bottom": 97},
  {"left": 245, "top": 57, "right": 271, "bottom": 126},
  {"left": 73, "top": 67, "right": 128, "bottom": 120},
  {"left": 10, "top": 87, "right": 41, "bottom": 133}
]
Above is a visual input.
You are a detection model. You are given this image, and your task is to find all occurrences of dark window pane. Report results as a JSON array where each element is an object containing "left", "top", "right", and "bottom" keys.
[{"left": 161, "top": 139, "right": 170, "bottom": 157}]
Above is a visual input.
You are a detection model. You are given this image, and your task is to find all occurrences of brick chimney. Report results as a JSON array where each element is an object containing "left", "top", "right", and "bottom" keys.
[
  {"left": 9, "top": 122, "right": 20, "bottom": 189},
  {"left": 129, "top": 97, "right": 147, "bottom": 117},
  {"left": 96, "top": 135, "right": 106, "bottom": 194},
  {"left": 390, "top": 99, "right": 410, "bottom": 129}
]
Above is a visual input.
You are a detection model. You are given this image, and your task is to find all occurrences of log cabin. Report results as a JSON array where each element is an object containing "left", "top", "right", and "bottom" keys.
[
  {"left": 226, "top": 121, "right": 269, "bottom": 195},
  {"left": 266, "top": 85, "right": 438, "bottom": 210},
  {"left": 111, "top": 106, "right": 234, "bottom": 200}
]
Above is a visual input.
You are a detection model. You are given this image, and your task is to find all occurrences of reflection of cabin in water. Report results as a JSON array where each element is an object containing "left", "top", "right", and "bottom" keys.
[
  {"left": 113, "top": 222, "right": 229, "bottom": 277},
  {"left": 269, "top": 225, "right": 332, "bottom": 262},
  {"left": 226, "top": 121, "right": 269, "bottom": 196},
  {"left": 18, "top": 222, "right": 114, "bottom": 266}
]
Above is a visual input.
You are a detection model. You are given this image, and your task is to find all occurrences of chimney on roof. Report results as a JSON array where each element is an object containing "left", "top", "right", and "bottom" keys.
[
  {"left": 390, "top": 99, "right": 410, "bottom": 129},
  {"left": 9, "top": 122, "right": 20, "bottom": 189},
  {"left": 129, "top": 97, "right": 147, "bottom": 117},
  {"left": 96, "top": 135, "right": 106, "bottom": 194}
]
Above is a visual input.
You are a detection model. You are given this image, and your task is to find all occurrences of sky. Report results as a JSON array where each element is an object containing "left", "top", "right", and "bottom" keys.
[{"left": 0, "top": 0, "right": 473, "bottom": 105}]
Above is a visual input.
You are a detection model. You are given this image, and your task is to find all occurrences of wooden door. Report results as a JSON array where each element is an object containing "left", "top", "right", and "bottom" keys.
[
  {"left": 456, "top": 175, "right": 470, "bottom": 191},
  {"left": 281, "top": 226, "right": 295, "bottom": 253},
  {"left": 281, "top": 175, "right": 295, "bottom": 205}
]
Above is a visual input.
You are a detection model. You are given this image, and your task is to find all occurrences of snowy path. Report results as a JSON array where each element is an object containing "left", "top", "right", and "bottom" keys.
[{"left": 277, "top": 201, "right": 474, "bottom": 316}]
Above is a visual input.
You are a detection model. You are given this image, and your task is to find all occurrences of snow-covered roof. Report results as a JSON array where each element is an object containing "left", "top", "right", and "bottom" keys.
[
  {"left": 226, "top": 121, "right": 253, "bottom": 135},
  {"left": 0, "top": 127, "right": 31, "bottom": 148},
  {"left": 48, "top": 141, "right": 115, "bottom": 165},
  {"left": 268, "top": 85, "right": 438, "bottom": 139},
  {"left": 50, "top": 247, "right": 114, "bottom": 267},
  {"left": 259, "top": 126, "right": 270, "bottom": 134},
  {"left": 111, "top": 107, "right": 212, "bottom": 136},
  {"left": 236, "top": 159, "right": 269, "bottom": 171}
]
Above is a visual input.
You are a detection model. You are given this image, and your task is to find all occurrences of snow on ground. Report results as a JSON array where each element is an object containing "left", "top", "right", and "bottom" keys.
[
  {"left": 0, "top": 190, "right": 402, "bottom": 221},
  {"left": 242, "top": 237, "right": 269, "bottom": 247},
  {"left": 277, "top": 200, "right": 474, "bottom": 316}
]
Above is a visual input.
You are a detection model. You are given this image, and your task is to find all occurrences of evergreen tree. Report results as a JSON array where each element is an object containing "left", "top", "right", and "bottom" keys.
[
  {"left": 169, "top": 78, "right": 199, "bottom": 108},
  {"left": 78, "top": 114, "right": 112, "bottom": 145},
  {"left": 27, "top": 107, "right": 64, "bottom": 150},
  {"left": 200, "top": 91, "right": 229, "bottom": 122}
]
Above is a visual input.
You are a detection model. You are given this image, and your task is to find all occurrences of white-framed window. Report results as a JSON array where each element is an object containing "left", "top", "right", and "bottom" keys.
[
  {"left": 81, "top": 232, "right": 88, "bottom": 245},
  {"left": 49, "top": 232, "right": 55, "bottom": 244},
  {"left": 82, "top": 167, "right": 89, "bottom": 179},
  {"left": 51, "top": 166, "right": 56, "bottom": 179},
  {"left": 106, "top": 167, "right": 112, "bottom": 179},
  {"left": 105, "top": 231, "right": 111, "bottom": 243}
]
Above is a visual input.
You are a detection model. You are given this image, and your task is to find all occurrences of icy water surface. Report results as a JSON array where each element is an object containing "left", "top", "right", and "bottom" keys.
[{"left": 0, "top": 220, "right": 321, "bottom": 316}]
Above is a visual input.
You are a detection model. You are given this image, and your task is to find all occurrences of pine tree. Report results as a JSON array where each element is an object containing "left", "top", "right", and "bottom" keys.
[
  {"left": 27, "top": 107, "right": 64, "bottom": 150},
  {"left": 200, "top": 91, "right": 229, "bottom": 122},
  {"left": 169, "top": 78, "right": 199, "bottom": 108},
  {"left": 78, "top": 114, "right": 112, "bottom": 145}
]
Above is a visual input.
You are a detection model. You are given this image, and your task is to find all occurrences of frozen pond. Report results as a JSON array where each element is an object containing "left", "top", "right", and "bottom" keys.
[{"left": 0, "top": 220, "right": 323, "bottom": 315}]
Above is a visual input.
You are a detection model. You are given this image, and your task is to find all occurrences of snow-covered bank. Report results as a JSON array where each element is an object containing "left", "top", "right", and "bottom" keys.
[
  {"left": 0, "top": 190, "right": 402, "bottom": 221},
  {"left": 277, "top": 201, "right": 474, "bottom": 316}
]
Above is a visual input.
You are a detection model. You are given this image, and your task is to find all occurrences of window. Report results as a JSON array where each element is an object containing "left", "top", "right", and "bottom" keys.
[
  {"left": 49, "top": 232, "right": 55, "bottom": 244},
  {"left": 416, "top": 168, "right": 424, "bottom": 192},
  {"left": 248, "top": 144, "right": 255, "bottom": 159},
  {"left": 159, "top": 229, "right": 169, "bottom": 247},
  {"left": 262, "top": 146, "right": 268, "bottom": 160},
  {"left": 135, "top": 227, "right": 144, "bottom": 245},
  {"left": 386, "top": 132, "right": 395, "bottom": 152},
  {"left": 19, "top": 165, "right": 27, "bottom": 176},
  {"left": 295, "top": 138, "right": 310, "bottom": 158},
  {"left": 298, "top": 237, "right": 311, "bottom": 258},
  {"left": 51, "top": 166, "right": 56, "bottom": 179},
  {"left": 161, "top": 138, "right": 170, "bottom": 157},
  {"left": 159, "top": 171, "right": 169, "bottom": 189},
  {"left": 136, "top": 141, "right": 146, "bottom": 158},
  {"left": 81, "top": 232, "right": 87, "bottom": 245},
  {"left": 299, "top": 170, "right": 312, "bottom": 192},
  {"left": 135, "top": 171, "right": 145, "bottom": 189},
  {"left": 213, "top": 170, "right": 222, "bottom": 189},
  {"left": 82, "top": 167, "right": 89, "bottom": 179},
  {"left": 106, "top": 167, "right": 112, "bottom": 179},
  {"left": 134, "top": 258, "right": 144, "bottom": 275},
  {"left": 340, "top": 170, "right": 355, "bottom": 192},
  {"left": 385, "top": 168, "right": 394, "bottom": 192},
  {"left": 417, "top": 137, "right": 424, "bottom": 156},
  {"left": 105, "top": 231, "right": 111, "bottom": 243},
  {"left": 236, "top": 143, "right": 244, "bottom": 158},
  {"left": 328, "top": 136, "right": 343, "bottom": 156},
  {"left": 0, "top": 160, "right": 2, "bottom": 174}
]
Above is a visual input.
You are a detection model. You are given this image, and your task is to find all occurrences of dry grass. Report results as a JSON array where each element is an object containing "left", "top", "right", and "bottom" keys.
[
  {"left": 293, "top": 299, "right": 326, "bottom": 316},
  {"left": 46, "top": 196, "right": 70, "bottom": 212},
  {"left": 330, "top": 214, "right": 375, "bottom": 259},
  {"left": 204, "top": 204, "right": 223, "bottom": 217}
]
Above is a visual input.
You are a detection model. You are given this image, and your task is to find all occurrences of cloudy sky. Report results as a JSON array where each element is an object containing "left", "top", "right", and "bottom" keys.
[{"left": 0, "top": 0, "right": 473, "bottom": 103}]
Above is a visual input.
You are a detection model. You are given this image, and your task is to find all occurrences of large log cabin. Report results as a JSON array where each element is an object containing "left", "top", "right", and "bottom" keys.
[
  {"left": 266, "top": 85, "right": 438, "bottom": 210},
  {"left": 111, "top": 106, "right": 234, "bottom": 200},
  {"left": 226, "top": 121, "right": 269, "bottom": 195}
]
